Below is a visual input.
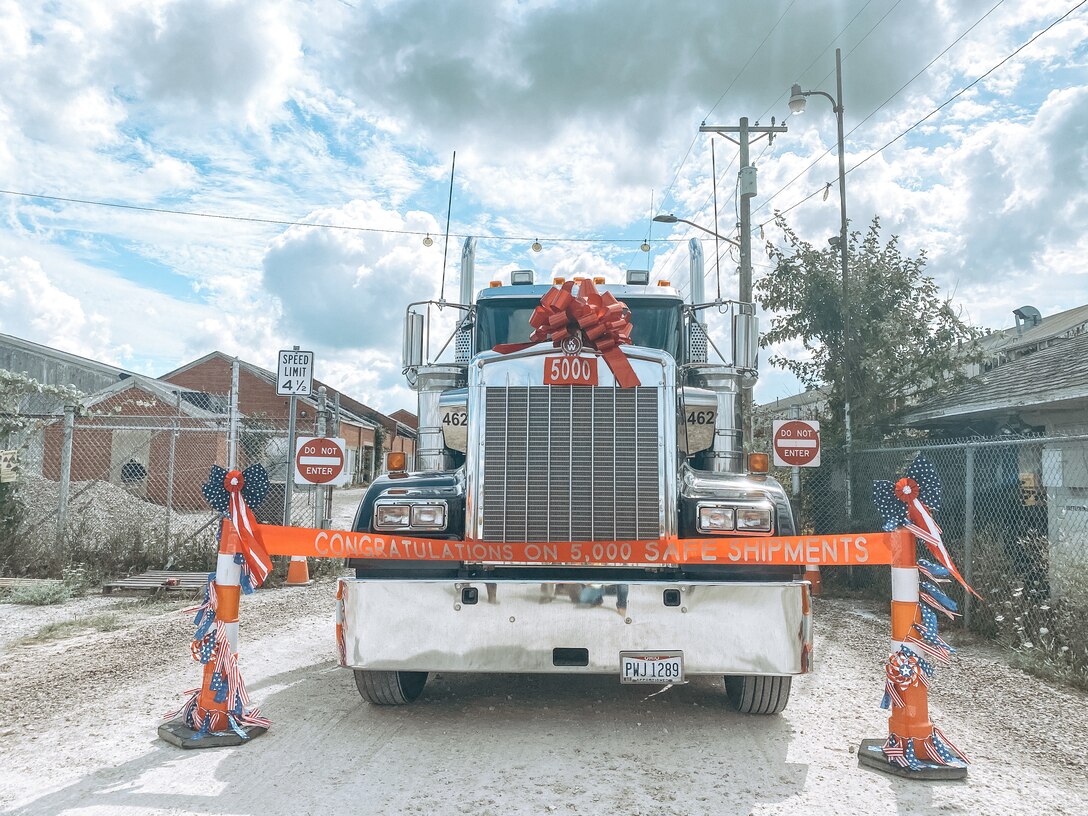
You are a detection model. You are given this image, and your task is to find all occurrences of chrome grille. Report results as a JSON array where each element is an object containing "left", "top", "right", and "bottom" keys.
[{"left": 481, "top": 386, "right": 661, "bottom": 542}]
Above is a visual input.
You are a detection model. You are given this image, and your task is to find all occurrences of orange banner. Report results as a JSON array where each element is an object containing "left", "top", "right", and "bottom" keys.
[{"left": 258, "top": 524, "right": 909, "bottom": 566}]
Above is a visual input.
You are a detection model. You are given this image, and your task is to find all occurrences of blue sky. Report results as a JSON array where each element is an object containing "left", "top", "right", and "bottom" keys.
[{"left": 0, "top": 0, "right": 1085, "bottom": 413}]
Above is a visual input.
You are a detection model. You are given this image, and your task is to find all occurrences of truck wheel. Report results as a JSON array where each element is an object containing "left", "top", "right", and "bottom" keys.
[
  {"left": 354, "top": 670, "right": 429, "bottom": 705},
  {"left": 724, "top": 675, "right": 791, "bottom": 714}
]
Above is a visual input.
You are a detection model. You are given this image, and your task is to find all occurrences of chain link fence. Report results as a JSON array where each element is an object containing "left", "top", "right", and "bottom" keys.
[
  {"left": 1, "top": 401, "right": 369, "bottom": 583},
  {"left": 773, "top": 432, "right": 1088, "bottom": 682}
]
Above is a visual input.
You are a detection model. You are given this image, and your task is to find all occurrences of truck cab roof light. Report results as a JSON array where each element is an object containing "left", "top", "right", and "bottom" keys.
[
  {"left": 748, "top": 452, "right": 770, "bottom": 474},
  {"left": 511, "top": 270, "right": 535, "bottom": 285},
  {"left": 657, "top": 280, "right": 671, "bottom": 287},
  {"left": 626, "top": 270, "right": 650, "bottom": 285},
  {"left": 593, "top": 276, "right": 606, "bottom": 284},
  {"left": 489, "top": 280, "right": 502, "bottom": 288},
  {"left": 553, "top": 277, "right": 566, "bottom": 285}
]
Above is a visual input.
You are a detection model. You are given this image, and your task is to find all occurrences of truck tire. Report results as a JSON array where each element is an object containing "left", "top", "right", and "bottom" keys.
[
  {"left": 724, "top": 675, "right": 791, "bottom": 714},
  {"left": 354, "top": 670, "right": 429, "bottom": 705}
]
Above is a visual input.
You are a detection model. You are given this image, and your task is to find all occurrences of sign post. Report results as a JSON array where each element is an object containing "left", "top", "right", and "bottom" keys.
[
  {"left": 277, "top": 347, "right": 314, "bottom": 525},
  {"left": 772, "top": 419, "right": 821, "bottom": 468}
]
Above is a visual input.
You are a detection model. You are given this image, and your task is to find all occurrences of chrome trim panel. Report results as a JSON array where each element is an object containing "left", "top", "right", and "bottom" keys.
[
  {"left": 340, "top": 579, "right": 810, "bottom": 675},
  {"left": 465, "top": 345, "right": 676, "bottom": 543}
]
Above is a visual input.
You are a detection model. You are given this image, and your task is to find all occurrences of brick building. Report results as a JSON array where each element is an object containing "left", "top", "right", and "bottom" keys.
[
  {"left": 42, "top": 374, "right": 227, "bottom": 510},
  {"left": 160, "top": 352, "right": 415, "bottom": 482}
]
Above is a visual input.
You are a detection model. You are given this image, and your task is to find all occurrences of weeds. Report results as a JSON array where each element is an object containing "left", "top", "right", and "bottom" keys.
[
  {"left": 1, "top": 581, "right": 72, "bottom": 606},
  {"left": 970, "top": 528, "right": 1088, "bottom": 690}
]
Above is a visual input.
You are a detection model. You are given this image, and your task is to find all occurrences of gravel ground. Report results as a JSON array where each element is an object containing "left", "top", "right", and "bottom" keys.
[
  {"left": 0, "top": 580, "right": 1085, "bottom": 816},
  {"left": 2, "top": 487, "right": 1083, "bottom": 814}
]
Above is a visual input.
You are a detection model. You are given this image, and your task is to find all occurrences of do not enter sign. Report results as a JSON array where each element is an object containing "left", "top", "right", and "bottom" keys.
[
  {"left": 772, "top": 420, "right": 821, "bottom": 467},
  {"left": 295, "top": 436, "right": 349, "bottom": 486}
]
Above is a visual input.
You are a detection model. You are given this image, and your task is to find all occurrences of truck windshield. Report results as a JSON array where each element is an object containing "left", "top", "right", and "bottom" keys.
[{"left": 476, "top": 296, "right": 683, "bottom": 361}]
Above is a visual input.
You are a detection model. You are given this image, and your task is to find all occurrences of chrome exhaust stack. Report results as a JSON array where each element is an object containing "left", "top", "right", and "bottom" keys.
[{"left": 684, "top": 239, "right": 745, "bottom": 473}]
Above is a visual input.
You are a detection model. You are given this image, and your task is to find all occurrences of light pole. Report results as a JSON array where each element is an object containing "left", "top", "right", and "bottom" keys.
[
  {"left": 789, "top": 46, "right": 853, "bottom": 520},
  {"left": 653, "top": 214, "right": 740, "bottom": 252},
  {"left": 653, "top": 213, "right": 739, "bottom": 305}
]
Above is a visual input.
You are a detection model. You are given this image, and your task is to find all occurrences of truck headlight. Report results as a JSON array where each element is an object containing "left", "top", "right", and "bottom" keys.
[
  {"left": 697, "top": 504, "right": 735, "bottom": 532},
  {"left": 410, "top": 504, "right": 446, "bottom": 530},
  {"left": 735, "top": 506, "right": 772, "bottom": 532},
  {"left": 374, "top": 504, "right": 410, "bottom": 529},
  {"left": 374, "top": 501, "right": 448, "bottom": 531}
]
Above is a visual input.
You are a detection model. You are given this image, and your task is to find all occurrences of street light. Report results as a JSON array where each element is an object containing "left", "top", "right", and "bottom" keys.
[
  {"left": 790, "top": 47, "right": 854, "bottom": 519},
  {"left": 652, "top": 213, "right": 740, "bottom": 248}
]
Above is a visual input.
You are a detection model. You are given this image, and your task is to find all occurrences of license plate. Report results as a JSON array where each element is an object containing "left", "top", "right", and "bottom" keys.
[
  {"left": 620, "top": 651, "right": 684, "bottom": 684},
  {"left": 544, "top": 355, "right": 598, "bottom": 386}
]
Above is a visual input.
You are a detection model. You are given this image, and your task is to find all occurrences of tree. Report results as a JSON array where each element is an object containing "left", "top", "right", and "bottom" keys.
[
  {"left": 757, "top": 216, "right": 981, "bottom": 445},
  {"left": 0, "top": 370, "right": 84, "bottom": 574}
]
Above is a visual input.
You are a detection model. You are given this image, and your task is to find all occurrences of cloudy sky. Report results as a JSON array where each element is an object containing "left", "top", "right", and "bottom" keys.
[{"left": 0, "top": 0, "right": 1085, "bottom": 413}]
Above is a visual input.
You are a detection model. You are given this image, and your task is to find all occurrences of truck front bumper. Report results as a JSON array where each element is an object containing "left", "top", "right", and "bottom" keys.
[{"left": 338, "top": 579, "right": 812, "bottom": 676}]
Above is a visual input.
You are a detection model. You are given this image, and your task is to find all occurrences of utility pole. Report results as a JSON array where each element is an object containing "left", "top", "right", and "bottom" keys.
[{"left": 698, "top": 118, "right": 787, "bottom": 445}]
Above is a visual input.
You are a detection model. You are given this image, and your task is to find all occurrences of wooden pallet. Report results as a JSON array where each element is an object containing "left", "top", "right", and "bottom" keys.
[
  {"left": 102, "top": 570, "right": 210, "bottom": 595},
  {"left": 0, "top": 577, "right": 64, "bottom": 589}
]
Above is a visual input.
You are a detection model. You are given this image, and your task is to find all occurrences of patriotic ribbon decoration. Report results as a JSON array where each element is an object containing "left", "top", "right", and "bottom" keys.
[
  {"left": 163, "top": 467, "right": 277, "bottom": 740},
  {"left": 493, "top": 279, "right": 641, "bottom": 388},
  {"left": 881, "top": 649, "right": 927, "bottom": 709},
  {"left": 873, "top": 456, "right": 979, "bottom": 598},
  {"left": 203, "top": 464, "right": 274, "bottom": 588},
  {"left": 882, "top": 728, "right": 969, "bottom": 771},
  {"left": 872, "top": 457, "right": 970, "bottom": 770},
  {"left": 163, "top": 573, "right": 270, "bottom": 738}
]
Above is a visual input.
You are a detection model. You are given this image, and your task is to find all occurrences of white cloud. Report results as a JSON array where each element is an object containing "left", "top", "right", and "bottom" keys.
[
  {"left": 0, "top": 0, "right": 1083, "bottom": 415},
  {"left": 261, "top": 200, "right": 442, "bottom": 351}
]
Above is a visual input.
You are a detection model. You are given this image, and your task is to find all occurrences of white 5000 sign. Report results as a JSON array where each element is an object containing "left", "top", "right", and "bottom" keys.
[{"left": 544, "top": 356, "right": 599, "bottom": 386}]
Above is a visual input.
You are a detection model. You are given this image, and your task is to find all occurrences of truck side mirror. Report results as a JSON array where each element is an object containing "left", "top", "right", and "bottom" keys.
[{"left": 403, "top": 311, "right": 424, "bottom": 369}]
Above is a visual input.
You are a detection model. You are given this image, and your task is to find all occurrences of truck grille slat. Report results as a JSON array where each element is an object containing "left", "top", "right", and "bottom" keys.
[{"left": 481, "top": 386, "right": 661, "bottom": 543}]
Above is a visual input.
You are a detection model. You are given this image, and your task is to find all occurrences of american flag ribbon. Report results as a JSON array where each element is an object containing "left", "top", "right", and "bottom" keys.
[
  {"left": 906, "top": 500, "right": 980, "bottom": 599},
  {"left": 920, "top": 582, "right": 958, "bottom": 619},
  {"left": 223, "top": 470, "right": 273, "bottom": 588},
  {"left": 917, "top": 558, "right": 951, "bottom": 583},
  {"left": 929, "top": 726, "right": 969, "bottom": 764},
  {"left": 906, "top": 624, "right": 952, "bottom": 664},
  {"left": 162, "top": 688, "right": 201, "bottom": 721}
]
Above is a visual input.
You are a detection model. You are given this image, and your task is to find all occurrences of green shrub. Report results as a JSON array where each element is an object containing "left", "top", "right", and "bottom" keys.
[{"left": 2, "top": 581, "right": 72, "bottom": 606}]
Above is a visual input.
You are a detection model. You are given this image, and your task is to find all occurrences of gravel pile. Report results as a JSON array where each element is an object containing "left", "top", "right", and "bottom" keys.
[{"left": 17, "top": 473, "right": 216, "bottom": 544}]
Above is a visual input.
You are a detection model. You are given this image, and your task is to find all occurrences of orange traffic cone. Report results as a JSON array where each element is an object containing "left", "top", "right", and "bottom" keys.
[{"left": 286, "top": 555, "right": 311, "bottom": 585}]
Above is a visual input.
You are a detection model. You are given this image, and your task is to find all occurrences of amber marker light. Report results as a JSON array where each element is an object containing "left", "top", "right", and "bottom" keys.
[
  {"left": 386, "top": 451, "right": 407, "bottom": 473},
  {"left": 489, "top": 280, "right": 502, "bottom": 287},
  {"left": 657, "top": 280, "right": 671, "bottom": 287},
  {"left": 748, "top": 452, "right": 770, "bottom": 473},
  {"left": 593, "top": 276, "right": 605, "bottom": 284},
  {"left": 553, "top": 277, "right": 565, "bottom": 285}
]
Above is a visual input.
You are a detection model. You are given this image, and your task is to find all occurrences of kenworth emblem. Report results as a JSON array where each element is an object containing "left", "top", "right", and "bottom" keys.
[{"left": 562, "top": 335, "right": 583, "bottom": 356}]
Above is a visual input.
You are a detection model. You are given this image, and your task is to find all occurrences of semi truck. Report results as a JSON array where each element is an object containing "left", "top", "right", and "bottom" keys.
[{"left": 340, "top": 237, "right": 808, "bottom": 713}]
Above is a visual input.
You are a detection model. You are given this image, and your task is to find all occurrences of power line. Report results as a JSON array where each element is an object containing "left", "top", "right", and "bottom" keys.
[
  {"left": 654, "top": 1, "right": 799, "bottom": 223},
  {"left": 703, "top": 0, "right": 799, "bottom": 121},
  {"left": 844, "top": 0, "right": 1082, "bottom": 176},
  {"left": 0, "top": 187, "right": 687, "bottom": 246},
  {"left": 650, "top": 0, "right": 894, "bottom": 287},
  {"left": 756, "top": 0, "right": 1085, "bottom": 230},
  {"left": 753, "top": 0, "right": 1005, "bottom": 219}
]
